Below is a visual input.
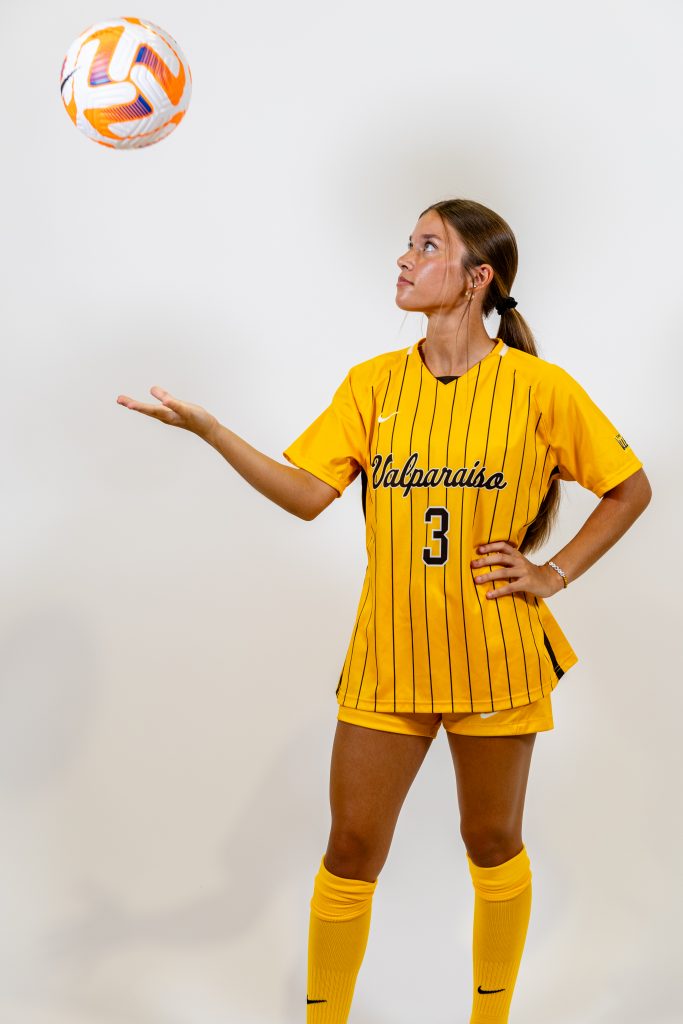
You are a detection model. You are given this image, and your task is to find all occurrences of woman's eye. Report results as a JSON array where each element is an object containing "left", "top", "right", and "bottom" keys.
[{"left": 407, "top": 241, "right": 436, "bottom": 252}]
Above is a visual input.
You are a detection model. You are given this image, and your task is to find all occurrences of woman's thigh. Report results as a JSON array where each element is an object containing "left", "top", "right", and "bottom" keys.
[
  {"left": 447, "top": 731, "right": 537, "bottom": 866},
  {"left": 325, "top": 719, "right": 433, "bottom": 880}
]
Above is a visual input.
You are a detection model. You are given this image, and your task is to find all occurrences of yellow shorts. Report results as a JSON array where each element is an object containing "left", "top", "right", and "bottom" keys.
[{"left": 337, "top": 692, "right": 553, "bottom": 738}]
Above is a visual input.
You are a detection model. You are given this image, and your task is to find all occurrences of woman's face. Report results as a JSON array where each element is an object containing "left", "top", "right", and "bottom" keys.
[{"left": 395, "top": 210, "right": 467, "bottom": 314}]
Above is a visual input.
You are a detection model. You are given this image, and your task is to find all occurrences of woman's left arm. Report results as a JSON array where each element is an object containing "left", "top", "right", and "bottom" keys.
[{"left": 472, "top": 468, "right": 653, "bottom": 599}]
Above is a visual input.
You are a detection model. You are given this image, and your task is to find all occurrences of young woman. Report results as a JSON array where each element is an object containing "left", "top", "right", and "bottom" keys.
[{"left": 117, "top": 197, "right": 651, "bottom": 1023}]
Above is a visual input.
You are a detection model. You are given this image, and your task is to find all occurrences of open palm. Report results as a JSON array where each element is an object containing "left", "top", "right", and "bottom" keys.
[{"left": 116, "top": 386, "right": 217, "bottom": 440}]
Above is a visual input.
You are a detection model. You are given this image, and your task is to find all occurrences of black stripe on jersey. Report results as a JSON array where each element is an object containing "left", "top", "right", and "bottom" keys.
[
  {"left": 386, "top": 357, "right": 411, "bottom": 712},
  {"left": 520, "top": 597, "right": 545, "bottom": 698},
  {"left": 358, "top": 385, "right": 373, "bottom": 523},
  {"left": 483, "top": 365, "right": 517, "bottom": 707},
  {"left": 363, "top": 385, "right": 376, "bottom": 524},
  {"left": 528, "top": 411, "right": 540, "bottom": 532},
  {"left": 370, "top": 365, "right": 397, "bottom": 710},
  {"left": 407, "top": 361, "right": 425, "bottom": 710},
  {"left": 442, "top": 372, "right": 460, "bottom": 711},
  {"left": 471, "top": 360, "right": 501, "bottom": 712},
  {"left": 370, "top": 373, "right": 394, "bottom": 710},
  {"left": 527, "top": 438, "right": 565, "bottom": 691},
  {"left": 534, "top": 596, "right": 564, "bottom": 680},
  {"left": 340, "top": 388, "right": 376, "bottom": 709},
  {"left": 505, "top": 385, "right": 536, "bottom": 704},
  {"left": 514, "top": 411, "right": 549, "bottom": 699},
  {"left": 543, "top": 629, "right": 564, "bottom": 679},
  {"left": 525, "top": 438, "right": 558, "bottom": 698},
  {"left": 338, "top": 567, "right": 372, "bottom": 707},
  {"left": 339, "top": 383, "right": 375, "bottom": 708},
  {"left": 356, "top": 577, "right": 373, "bottom": 705},
  {"left": 507, "top": 393, "right": 536, "bottom": 546},
  {"left": 538, "top": 443, "right": 554, "bottom": 499},
  {"left": 458, "top": 361, "right": 485, "bottom": 712},
  {"left": 421, "top": 374, "right": 441, "bottom": 711}
]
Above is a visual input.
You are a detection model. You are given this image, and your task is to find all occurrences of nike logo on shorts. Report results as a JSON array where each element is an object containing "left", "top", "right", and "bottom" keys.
[{"left": 480, "top": 711, "right": 498, "bottom": 718}]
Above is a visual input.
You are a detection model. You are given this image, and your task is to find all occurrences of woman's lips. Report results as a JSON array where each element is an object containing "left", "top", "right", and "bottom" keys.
[{"left": 397, "top": 279, "right": 412, "bottom": 286}]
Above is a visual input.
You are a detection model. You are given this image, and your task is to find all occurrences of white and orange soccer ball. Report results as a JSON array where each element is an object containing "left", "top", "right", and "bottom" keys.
[{"left": 59, "top": 17, "right": 192, "bottom": 149}]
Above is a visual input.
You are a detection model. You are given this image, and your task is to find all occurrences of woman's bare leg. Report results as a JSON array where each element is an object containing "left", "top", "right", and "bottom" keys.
[
  {"left": 447, "top": 731, "right": 537, "bottom": 1024},
  {"left": 447, "top": 732, "right": 536, "bottom": 864},
  {"left": 324, "top": 719, "right": 434, "bottom": 880},
  {"left": 306, "top": 719, "right": 434, "bottom": 1021}
]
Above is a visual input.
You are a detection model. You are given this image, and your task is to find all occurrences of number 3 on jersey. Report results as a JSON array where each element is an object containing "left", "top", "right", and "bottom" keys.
[{"left": 423, "top": 506, "right": 449, "bottom": 565}]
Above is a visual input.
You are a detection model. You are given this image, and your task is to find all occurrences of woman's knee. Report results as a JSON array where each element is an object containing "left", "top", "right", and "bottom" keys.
[
  {"left": 325, "top": 827, "right": 388, "bottom": 881},
  {"left": 460, "top": 821, "right": 523, "bottom": 867}
]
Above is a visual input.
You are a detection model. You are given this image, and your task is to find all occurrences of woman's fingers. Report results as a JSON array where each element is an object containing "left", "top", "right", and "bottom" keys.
[
  {"left": 115, "top": 393, "right": 174, "bottom": 417},
  {"left": 475, "top": 567, "right": 519, "bottom": 582},
  {"left": 150, "top": 386, "right": 176, "bottom": 405},
  {"left": 116, "top": 388, "right": 216, "bottom": 438},
  {"left": 116, "top": 388, "right": 181, "bottom": 423}
]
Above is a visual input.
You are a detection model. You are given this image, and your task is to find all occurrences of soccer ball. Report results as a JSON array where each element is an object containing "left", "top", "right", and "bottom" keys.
[{"left": 59, "top": 17, "right": 192, "bottom": 149}]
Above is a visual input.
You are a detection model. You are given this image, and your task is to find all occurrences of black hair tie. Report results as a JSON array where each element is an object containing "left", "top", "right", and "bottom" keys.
[{"left": 495, "top": 296, "right": 518, "bottom": 315}]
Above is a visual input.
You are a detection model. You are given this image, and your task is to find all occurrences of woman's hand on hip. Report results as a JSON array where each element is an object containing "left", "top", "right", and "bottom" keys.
[{"left": 471, "top": 541, "right": 562, "bottom": 599}]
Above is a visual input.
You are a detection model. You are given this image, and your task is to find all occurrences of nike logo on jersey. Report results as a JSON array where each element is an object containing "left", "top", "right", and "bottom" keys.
[
  {"left": 378, "top": 411, "right": 398, "bottom": 423},
  {"left": 307, "top": 996, "right": 327, "bottom": 1004},
  {"left": 480, "top": 712, "right": 498, "bottom": 718},
  {"left": 478, "top": 984, "right": 506, "bottom": 994}
]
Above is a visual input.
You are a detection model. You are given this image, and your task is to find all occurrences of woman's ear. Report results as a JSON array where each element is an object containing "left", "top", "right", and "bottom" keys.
[{"left": 476, "top": 264, "right": 494, "bottom": 289}]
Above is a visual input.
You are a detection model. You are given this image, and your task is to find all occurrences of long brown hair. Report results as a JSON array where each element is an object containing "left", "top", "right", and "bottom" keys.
[{"left": 416, "top": 197, "right": 559, "bottom": 556}]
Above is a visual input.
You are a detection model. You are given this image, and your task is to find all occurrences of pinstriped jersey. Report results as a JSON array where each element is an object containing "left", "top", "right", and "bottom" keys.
[{"left": 283, "top": 336, "right": 644, "bottom": 713}]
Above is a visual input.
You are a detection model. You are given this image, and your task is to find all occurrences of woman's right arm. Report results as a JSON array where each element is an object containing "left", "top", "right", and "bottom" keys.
[
  {"left": 203, "top": 418, "right": 338, "bottom": 521},
  {"left": 116, "top": 385, "right": 336, "bottom": 521}
]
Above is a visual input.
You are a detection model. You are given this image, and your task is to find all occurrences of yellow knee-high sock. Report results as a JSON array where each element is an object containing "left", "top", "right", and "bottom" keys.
[
  {"left": 467, "top": 844, "right": 533, "bottom": 1024},
  {"left": 306, "top": 854, "right": 378, "bottom": 1023}
]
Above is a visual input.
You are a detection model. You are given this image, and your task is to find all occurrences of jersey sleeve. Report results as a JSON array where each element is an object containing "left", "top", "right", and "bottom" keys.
[
  {"left": 541, "top": 364, "right": 644, "bottom": 498},
  {"left": 282, "top": 365, "right": 367, "bottom": 497}
]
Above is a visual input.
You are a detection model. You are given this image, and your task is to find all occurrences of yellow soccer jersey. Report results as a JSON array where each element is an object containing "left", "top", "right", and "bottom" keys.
[{"left": 283, "top": 336, "right": 644, "bottom": 713}]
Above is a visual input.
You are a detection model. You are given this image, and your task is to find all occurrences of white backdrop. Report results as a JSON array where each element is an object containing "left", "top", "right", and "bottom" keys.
[{"left": 1, "top": 1, "right": 680, "bottom": 1022}]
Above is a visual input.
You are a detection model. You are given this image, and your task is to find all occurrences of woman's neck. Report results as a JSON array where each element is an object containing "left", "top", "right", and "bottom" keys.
[{"left": 420, "top": 334, "right": 495, "bottom": 377}]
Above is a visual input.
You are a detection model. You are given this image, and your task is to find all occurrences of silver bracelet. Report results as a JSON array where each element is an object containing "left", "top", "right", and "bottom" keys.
[{"left": 546, "top": 560, "right": 568, "bottom": 588}]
